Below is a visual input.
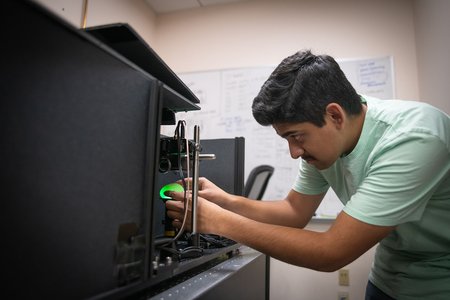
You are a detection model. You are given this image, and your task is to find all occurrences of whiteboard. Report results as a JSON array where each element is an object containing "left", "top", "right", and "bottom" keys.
[{"left": 163, "top": 56, "right": 395, "bottom": 219}]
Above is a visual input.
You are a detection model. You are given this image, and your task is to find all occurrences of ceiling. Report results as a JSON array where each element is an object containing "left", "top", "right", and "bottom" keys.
[{"left": 145, "top": 0, "right": 248, "bottom": 14}]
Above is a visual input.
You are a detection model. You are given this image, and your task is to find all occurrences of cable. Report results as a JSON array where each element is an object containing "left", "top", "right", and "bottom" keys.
[
  {"left": 199, "top": 234, "right": 233, "bottom": 248},
  {"left": 158, "top": 245, "right": 203, "bottom": 260},
  {"left": 170, "top": 128, "right": 190, "bottom": 242}
]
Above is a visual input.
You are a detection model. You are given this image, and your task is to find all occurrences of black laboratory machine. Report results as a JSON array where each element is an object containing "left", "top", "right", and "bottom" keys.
[{"left": 1, "top": 1, "right": 266, "bottom": 299}]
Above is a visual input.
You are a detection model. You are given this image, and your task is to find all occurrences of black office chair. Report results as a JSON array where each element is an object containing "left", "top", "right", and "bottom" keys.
[{"left": 244, "top": 165, "right": 274, "bottom": 200}]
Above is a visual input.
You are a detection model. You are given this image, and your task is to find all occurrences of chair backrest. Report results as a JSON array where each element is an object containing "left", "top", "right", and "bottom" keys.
[{"left": 244, "top": 165, "right": 274, "bottom": 200}]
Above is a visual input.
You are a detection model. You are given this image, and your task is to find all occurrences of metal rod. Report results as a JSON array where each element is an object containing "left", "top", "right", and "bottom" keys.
[
  {"left": 181, "top": 153, "right": 215, "bottom": 160},
  {"left": 191, "top": 125, "right": 200, "bottom": 245}
]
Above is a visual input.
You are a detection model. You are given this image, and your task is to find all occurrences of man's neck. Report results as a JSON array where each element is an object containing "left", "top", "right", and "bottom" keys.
[{"left": 343, "top": 104, "right": 367, "bottom": 156}]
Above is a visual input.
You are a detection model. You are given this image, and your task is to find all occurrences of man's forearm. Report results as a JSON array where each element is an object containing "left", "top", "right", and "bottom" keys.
[
  {"left": 223, "top": 195, "right": 312, "bottom": 228},
  {"left": 212, "top": 208, "right": 336, "bottom": 271},
  {"left": 208, "top": 210, "right": 390, "bottom": 273}
]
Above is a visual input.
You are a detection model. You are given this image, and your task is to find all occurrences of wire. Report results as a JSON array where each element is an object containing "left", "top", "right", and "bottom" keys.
[
  {"left": 170, "top": 128, "right": 190, "bottom": 242},
  {"left": 199, "top": 234, "right": 233, "bottom": 247},
  {"left": 158, "top": 245, "right": 203, "bottom": 260}
]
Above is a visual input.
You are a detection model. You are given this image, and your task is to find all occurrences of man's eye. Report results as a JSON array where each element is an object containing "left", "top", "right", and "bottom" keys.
[{"left": 288, "top": 134, "right": 304, "bottom": 142}]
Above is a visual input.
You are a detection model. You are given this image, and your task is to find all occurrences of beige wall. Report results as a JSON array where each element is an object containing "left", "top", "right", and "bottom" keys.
[
  {"left": 34, "top": 0, "right": 157, "bottom": 44},
  {"left": 271, "top": 221, "right": 376, "bottom": 300},
  {"left": 413, "top": 0, "right": 450, "bottom": 113},
  {"left": 155, "top": 0, "right": 420, "bottom": 101}
]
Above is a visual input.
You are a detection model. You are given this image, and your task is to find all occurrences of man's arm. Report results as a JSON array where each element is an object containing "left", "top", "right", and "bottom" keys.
[
  {"left": 167, "top": 188, "right": 394, "bottom": 271},
  {"left": 195, "top": 177, "right": 324, "bottom": 228},
  {"left": 210, "top": 208, "right": 394, "bottom": 272},
  {"left": 223, "top": 189, "right": 324, "bottom": 228}
]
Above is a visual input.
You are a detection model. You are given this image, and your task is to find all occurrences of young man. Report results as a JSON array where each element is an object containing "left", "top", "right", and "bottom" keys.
[{"left": 166, "top": 50, "right": 450, "bottom": 299}]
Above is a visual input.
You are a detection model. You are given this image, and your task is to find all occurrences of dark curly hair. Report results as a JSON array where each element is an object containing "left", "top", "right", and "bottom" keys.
[{"left": 252, "top": 50, "right": 362, "bottom": 127}]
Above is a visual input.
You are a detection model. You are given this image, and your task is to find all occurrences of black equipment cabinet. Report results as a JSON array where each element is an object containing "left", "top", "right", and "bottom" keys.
[
  {"left": 0, "top": 1, "right": 237, "bottom": 299},
  {"left": 2, "top": 1, "right": 257, "bottom": 299}
]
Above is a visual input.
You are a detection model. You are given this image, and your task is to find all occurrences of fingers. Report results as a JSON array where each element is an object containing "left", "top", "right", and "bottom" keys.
[
  {"left": 165, "top": 190, "right": 187, "bottom": 202},
  {"left": 171, "top": 219, "right": 184, "bottom": 229},
  {"left": 163, "top": 178, "right": 211, "bottom": 233},
  {"left": 175, "top": 177, "right": 208, "bottom": 191},
  {"left": 166, "top": 200, "right": 185, "bottom": 220},
  {"left": 165, "top": 199, "right": 184, "bottom": 212},
  {"left": 166, "top": 200, "right": 191, "bottom": 230},
  {"left": 176, "top": 178, "right": 192, "bottom": 190}
]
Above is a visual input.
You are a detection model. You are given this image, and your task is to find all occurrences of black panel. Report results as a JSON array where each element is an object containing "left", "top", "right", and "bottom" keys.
[
  {"left": 196, "top": 253, "right": 267, "bottom": 300},
  {"left": 84, "top": 23, "right": 201, "bottom": 107},
  {"left": 200, "top": 138, "right": 245, "bottom": 196},
  {"left": 1, "top": 1, "right": 159, "bottom": 299},
  {"left": 2, "top": 2, "right": 250, "bottom": 299}
]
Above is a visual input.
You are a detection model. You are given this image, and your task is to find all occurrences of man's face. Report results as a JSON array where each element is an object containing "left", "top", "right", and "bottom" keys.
[{"left": 273, "top": 117, "right": 344, "bottom": 170}]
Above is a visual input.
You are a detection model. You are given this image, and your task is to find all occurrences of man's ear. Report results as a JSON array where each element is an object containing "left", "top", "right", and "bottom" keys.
[{"left": 325, "top": 103, "right": 345, "bottom": 128}]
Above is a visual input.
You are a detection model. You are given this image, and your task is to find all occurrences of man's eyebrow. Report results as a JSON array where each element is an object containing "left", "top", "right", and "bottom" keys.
[{"left": 279, "top": 130, "right": 298, "bottom": 139}]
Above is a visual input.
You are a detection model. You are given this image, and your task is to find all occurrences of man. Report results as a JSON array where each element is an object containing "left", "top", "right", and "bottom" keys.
[{"left": 166, "top": 50, "right": 450, "bottom": 299}]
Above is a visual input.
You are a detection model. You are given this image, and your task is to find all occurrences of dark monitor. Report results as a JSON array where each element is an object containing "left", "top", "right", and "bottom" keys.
[{"left": 200, "top": 138, "right": 245, "bottom": 196}]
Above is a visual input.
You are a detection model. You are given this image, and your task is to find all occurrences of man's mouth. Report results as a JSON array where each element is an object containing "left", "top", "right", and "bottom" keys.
[{"left": 302, "top": 156, "right": 315, "bottom": 163}]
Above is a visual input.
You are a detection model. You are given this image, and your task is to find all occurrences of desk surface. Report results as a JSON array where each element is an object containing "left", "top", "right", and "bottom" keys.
[{"left": 149, "top": 246, "right": 265, "bottom": 300}]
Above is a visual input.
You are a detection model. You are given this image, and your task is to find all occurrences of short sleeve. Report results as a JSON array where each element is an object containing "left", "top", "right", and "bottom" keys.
[
  {"left": 292, "top": 159, "right": 330, "bottom": 195},
  {"left": 344, "top": 133, "right": 449, "bottom": 226}
]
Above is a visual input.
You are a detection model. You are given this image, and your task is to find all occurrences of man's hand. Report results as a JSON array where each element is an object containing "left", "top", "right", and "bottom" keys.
[
  {"left": 165, "top": 190, "right": 224, "bottom": 234},
  {"left": 174, "top": 177, "right": 233, "bottom": 208}
]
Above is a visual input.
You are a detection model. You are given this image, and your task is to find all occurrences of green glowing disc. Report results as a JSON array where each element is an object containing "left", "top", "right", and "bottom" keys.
[{"left": 159, "top": 183, "right": 184, "bottom": 200}]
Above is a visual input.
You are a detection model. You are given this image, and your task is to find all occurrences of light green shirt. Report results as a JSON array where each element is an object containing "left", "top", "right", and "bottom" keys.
[{"left": 293, "top": 96, "right": 450, "bottom": 299}]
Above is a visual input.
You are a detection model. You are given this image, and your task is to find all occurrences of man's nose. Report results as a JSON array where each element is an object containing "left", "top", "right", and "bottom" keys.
[{"left": 289, "top": 142, "right": 305, "bottom": 159}]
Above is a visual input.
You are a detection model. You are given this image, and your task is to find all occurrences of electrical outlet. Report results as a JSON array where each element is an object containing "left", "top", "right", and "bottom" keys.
[
  {"left": 338, "top": 291, "right": 349, "bottom": 300},
  {"left": 338, "top": 269, "right": 349, "bottom": 286}
]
